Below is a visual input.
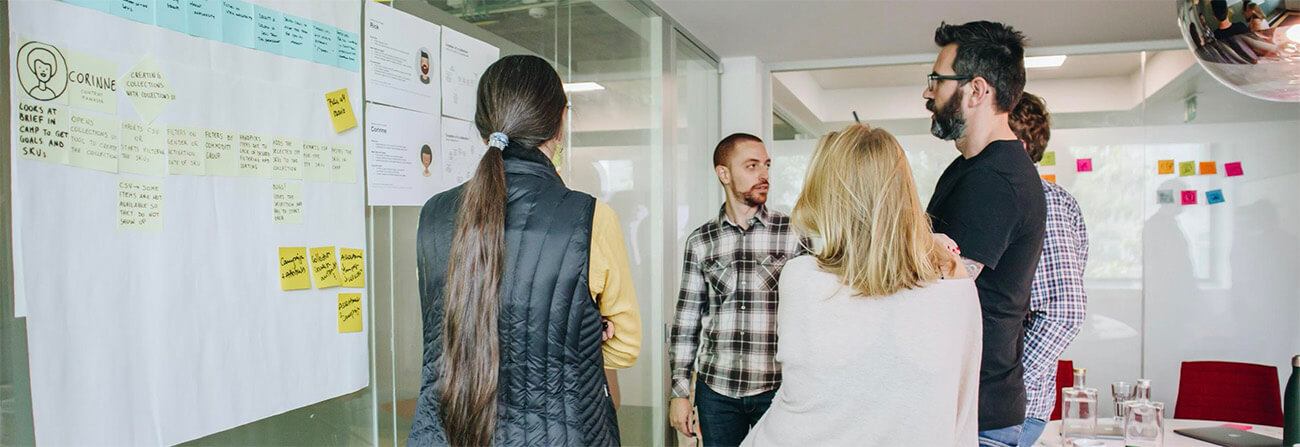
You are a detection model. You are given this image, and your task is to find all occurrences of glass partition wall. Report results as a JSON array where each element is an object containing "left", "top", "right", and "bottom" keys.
[
  {"left": 368, "top": 1, "right": 719, "bottom": 446},
  {"left": 770, "top": 49, "right": 1300, "bottom": 419}
]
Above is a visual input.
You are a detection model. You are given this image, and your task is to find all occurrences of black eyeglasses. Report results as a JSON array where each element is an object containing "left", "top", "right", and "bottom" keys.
[{"left": 927, "top": 73, "right": 973, "bottom": 91}]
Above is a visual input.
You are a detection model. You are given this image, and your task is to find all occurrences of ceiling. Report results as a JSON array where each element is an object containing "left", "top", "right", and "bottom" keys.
[
  {"left": 807, "top": 52, "right": 1146, "bottom": 90},
  {"left": 651, "top": 0, "right": 1183, "bottom": 64}
]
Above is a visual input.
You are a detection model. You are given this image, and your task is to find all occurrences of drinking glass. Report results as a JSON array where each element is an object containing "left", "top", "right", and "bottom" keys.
[{"left": 1111, "top": 381, "right": 1136, "bottom": 423}]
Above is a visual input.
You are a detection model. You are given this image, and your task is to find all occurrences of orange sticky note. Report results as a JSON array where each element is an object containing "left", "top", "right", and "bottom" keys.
[
  {"left": 1041, "top": 174, "right": 1056, "bottom": 183},
  {"left": 1199, "top": 162, "right": 1217, "bottom": 175},
  {"left": 1157, "top": 159, "right": 1174, "bottom": 175}
]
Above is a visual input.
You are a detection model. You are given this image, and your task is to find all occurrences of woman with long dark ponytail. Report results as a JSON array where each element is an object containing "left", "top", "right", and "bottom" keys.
[{"left": 409, "top": 55, "right": 641, "bottom": 446}]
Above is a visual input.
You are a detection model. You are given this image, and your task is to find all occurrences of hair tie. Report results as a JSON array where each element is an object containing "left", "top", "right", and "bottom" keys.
[{"left": 488, "top": 132, "right": 509, "bottom": 149}]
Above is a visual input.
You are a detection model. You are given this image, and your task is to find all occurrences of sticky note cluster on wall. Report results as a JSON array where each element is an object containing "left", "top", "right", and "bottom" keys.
[
  {"left": 1158, "top": 189, "right": 1227, "bottom": 206},
  {"left": 58, "top": 0, "right": 360, "bottom": 72},
  {"left": 279, "top": 247, "right": 365, "bottom": 290},
  {"left": 1158, "top": 159, "right": 1244, "bottom": 178}
]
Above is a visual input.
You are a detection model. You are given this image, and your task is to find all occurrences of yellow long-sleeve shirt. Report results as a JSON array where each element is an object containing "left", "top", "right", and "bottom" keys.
[{"left": 588, "top": 201, "right": 642, "bottom": 369}]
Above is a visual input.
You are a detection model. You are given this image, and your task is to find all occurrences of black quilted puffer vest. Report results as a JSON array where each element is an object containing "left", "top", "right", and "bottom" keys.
[{"left": 408, "top": 143, "right": 619, "bottom": 446}]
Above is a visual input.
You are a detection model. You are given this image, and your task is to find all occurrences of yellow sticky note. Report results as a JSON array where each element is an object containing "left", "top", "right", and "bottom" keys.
[
  {"left": 279, "top": 247, "right": 311, "bottom": 291},
  {"left": 119, "top": 121, "right": 167, "bottom": 176},
  {"left": 68, "top": 111, "right": 120, "bottom": 172},
  {"left": 66, "top": 50, "right": 118, "bottom": 115},
  {"left": 117, "top": 178, "right": 164, "bottom": 232},
  {"left": 15, "top": 100, "right": 70, "bottom": 164},
  {"left": 238, "top": 133, "right": 272, "bottom": 177},
  {"left": 339, "top": 248, "right": 365, "bottom": 288},
  {"left": 338, "top": 293, "right": 362, "bottom": 333},
  {"left": 331, "top": 143, "right": 356, "bottom": 183},
  {"left": 204, "top": 128, "right": 238, "bottom": 176},
  {"left": 1157, "top": 159, "right": 1174, "bottom": 175},
  {"left": 301, "top": 141, "right": 332, "bottom": 182},
  {"left": 1040, "top": 151, "right": 1056, "bottom": 167},
  {"left": 1041, "top": 174, "right": 1056, "bottom": 184},
  {"left": 1199, "top": 161, "right": 1217, "bottom": 175},
  {"left": 166, "top": 125, "right": 205, "bottom": 175},
  {"left": 325, "top": 88, "right": 357, "bottom": 133},
  {"left": 1178, "top": 161, "right": 1197, "bottom": 177},
  {"left": 310, "top": 246, "right": 342, "bottom": 289}
]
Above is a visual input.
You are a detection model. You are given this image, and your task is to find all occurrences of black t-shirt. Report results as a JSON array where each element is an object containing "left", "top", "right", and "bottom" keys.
[
  {"left": 1214, "top": 22, "right": 1251, "bottom": 40},
  {"left": 926, "top": 139, "right": 1047, "bottom": 431}
]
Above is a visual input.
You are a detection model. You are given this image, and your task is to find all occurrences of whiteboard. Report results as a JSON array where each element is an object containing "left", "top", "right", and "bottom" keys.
[{"left": 8, "top": 1, "right": 368, "bottom": 444}]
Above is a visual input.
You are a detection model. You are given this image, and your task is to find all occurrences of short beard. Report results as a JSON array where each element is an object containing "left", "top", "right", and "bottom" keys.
[
  {"left": 929, "top": 90, "right": 966, "bottom": 141},
  {"left": 735, "top": 184, "right": 768, "bottom": 207}
]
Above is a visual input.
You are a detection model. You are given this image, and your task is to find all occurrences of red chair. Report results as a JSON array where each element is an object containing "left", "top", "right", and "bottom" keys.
[
  {"left": 1174, "top": 361, "right": 1284, "bottom": 426},
  {"left": 1050, "top": 360, "right": 1074, "bottom": 420}
]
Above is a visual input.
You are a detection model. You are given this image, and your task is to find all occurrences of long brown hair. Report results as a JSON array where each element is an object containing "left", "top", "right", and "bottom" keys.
[
  {"left": 439, "top": 55, "right": 567, "bottom": 446},
  {"left": 792, "top": 124, "right": 952, "bottom": 297}
]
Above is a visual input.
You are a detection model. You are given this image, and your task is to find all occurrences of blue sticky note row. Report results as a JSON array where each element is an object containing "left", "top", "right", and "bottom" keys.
[
  {"left": 334, "top": 30, "right": 360, "bottom": 72},
  {"left": 311, "top": 21, "right": 336, "bottom": 65},
  {"left": 155, "top": 0, "right": 187, "bottom": 33},
  {"left": 112, "top": 0, "right": 156, "bottom": 24},
  {"left": 186, "top": 0, "right": 222, "bottom": 41},
  {"left": 253, "top": 6, "right": 282, "bottom": 55},
  {"left": 281, "top": 14, "right": 315, "bottom": 61},
  {"left": 221, "top": 0, "right": 255, "bottom": 48},
  {"left": 1206, "top": 189, "right": 1225, "bottom": 205},
  {"left": 59, "top": 0, "right": 355, "bottom": 70}
]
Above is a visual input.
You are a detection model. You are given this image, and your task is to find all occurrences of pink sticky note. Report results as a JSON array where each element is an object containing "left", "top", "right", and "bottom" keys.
[
  {"left": 1181, "top": 190, "right": 1198, "bottom": 205},
  {"left": 1222, "top": 423, "right": 1253, "bottom": 431},
  {"left": 1224, "top": 161, "right": 1243, "bottom": 177},
  {"left": 1077, "top": 158, "right": 1093, "bottom": 172}
]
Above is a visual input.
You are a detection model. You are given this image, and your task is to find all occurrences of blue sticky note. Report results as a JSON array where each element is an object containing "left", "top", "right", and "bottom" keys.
[
  {"left": 280, "top": 14, "right": 314, "bottom": 60},
  {"left": 221, "top": 0, "right": 255, "bottom": 48},
  {"left": 311, "top": 22, "right": 336, "bottom": 65},
  {"left": 59, "top": 0, "right": 110, "bottom": 13},
  {"left": 185, "top": 0, "right": 222, "bottom": 41},
  {"left": 1206, "top": 189, "right": 1225, "bottom": 205},
  {"left": 155, "top": 0, "right": 187, "bottom": 33},
  {"left": 112, "top": 0, "right": 155, "bottom": 24},
  {"left": 334, "top": 29, "right": 360, "bottom": 72},
  {"left": 253, "top": 6, "right": 282, "bottom": 54}
]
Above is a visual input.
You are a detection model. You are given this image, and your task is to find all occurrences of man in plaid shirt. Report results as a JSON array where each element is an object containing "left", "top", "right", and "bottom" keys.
[
  {"left": 1009, "top": 92, "right": 1090, "bottom": 446},
  {"left": 668, "top": 133, "right": 808, "bottom": 446}
]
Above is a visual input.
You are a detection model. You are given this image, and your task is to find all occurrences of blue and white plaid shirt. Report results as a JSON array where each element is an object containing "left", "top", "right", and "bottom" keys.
[{"left": 1023, "top": 179, "right": 1089, "bottom": 420}]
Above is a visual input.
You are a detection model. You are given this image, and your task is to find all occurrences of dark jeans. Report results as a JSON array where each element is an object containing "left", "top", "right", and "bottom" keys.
[{"left": 694, "top": 378, "right": 776, "bottom": 447}]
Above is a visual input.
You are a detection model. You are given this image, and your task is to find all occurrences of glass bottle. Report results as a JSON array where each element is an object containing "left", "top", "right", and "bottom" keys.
[{"left": 1061, "top": 368, "right": 1099, "bottom": 442}]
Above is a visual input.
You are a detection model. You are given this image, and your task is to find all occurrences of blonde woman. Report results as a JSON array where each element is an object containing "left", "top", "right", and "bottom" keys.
[{"left": 741, "top": 124, "right": 981, "bottom": 446}]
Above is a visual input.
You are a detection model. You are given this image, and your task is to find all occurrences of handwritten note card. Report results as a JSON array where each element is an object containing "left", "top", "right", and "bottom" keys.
[
  {"left": 118, "top": 178, "right": 163, "bottom": 232},
  {"left": 302, "top": 141, "right": 331, "bottom": 182},
  {"left": 238, "top": 133, "right": 272, "bottom": 177},
  {"left": 325, "top": 88, "right": 356, "bottom": 133},
  {"left": 272, "top": 181, "right": 302, "bottom": 224},
  {"left": 1157, "top": 159, "right": 1174, "bottom": 175},
  {"left": 331, "top": 143, "right": 355, "bottom": 183},
  {"left": 271, "top": 137, "right": 303, "bottom": 179},
  {"left": 279, "top": 247, "right": 311, "bottom": 290},
  {"left": 166, "top": 125, "right": 205, "bottom": 175},
  {"left": 338, "top": 293, "right": 362, "bottom": 333},
  {"left": 204, "top": 128, "right": 238, "bottom": 176},
  {"left": 119, "top": 120, "right": 167, "bottom": 176},
  {"left": 310, "top": 246, "right": 341, "bottom": 289},
  {"left": 69, "top": 111, "right": 120, "bottom": 173},
  {"left": 1224, "top": 161, "right": 1243, "bottom": 177},
  {"left": 16, "top": 100, "right": 69, "bottom": 163},
  {"left": 339, "top": 248, "right": 365, "bottom": 288}
]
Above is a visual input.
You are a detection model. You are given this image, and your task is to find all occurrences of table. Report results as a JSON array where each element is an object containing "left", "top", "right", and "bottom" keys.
[{"left": 1036, "top": 419, "right": 1284, "bottom": 446}]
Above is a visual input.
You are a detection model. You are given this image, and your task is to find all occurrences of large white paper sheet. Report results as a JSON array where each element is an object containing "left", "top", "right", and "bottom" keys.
[
  {"left": 364, "top": 103, "right": 442, "bottom": 206},
  {"left": 439, "top": 116, "right": 488, "bottom": 191},
  {"left": 440, "top": 26, "right": 498, "bottom": 122},
  {"left": 363, "top": 2, "right": 440, "bottom": 115},
  {"left": 8, "top": 1, "right": 368, "bottom": 444}
]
